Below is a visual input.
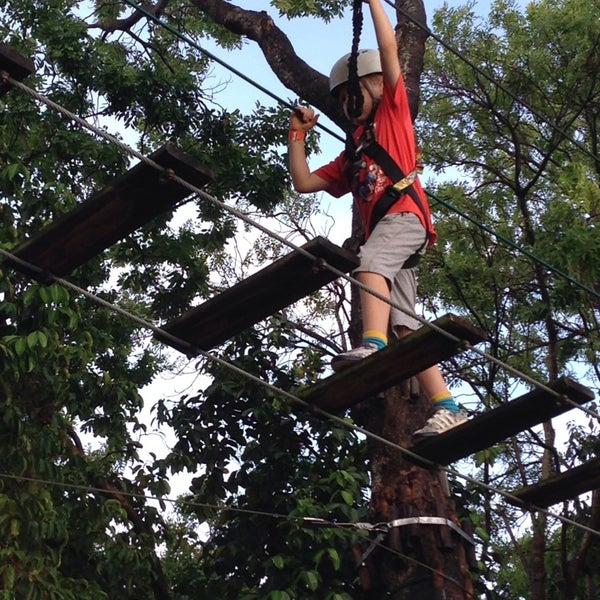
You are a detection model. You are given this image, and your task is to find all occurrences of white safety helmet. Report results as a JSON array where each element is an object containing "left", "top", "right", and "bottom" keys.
[{"left": 328, "top": 49, "right": 382, "bottom": 96}]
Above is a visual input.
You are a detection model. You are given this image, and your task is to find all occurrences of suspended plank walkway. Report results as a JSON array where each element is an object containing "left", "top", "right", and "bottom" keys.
[
  {"left": 155, "top": 237, "right": 360, "bottom": 353},
  {"left": 9, "top": 144, "right": 214, "bottom": 277},
  {"left": 509, "top": 457, "right": 600, "bottom": 508},
  {"left": 0, "top": 43, "right": 35, "bottom": 96},
  {"left": 409, "top": 376, "right": 595, "bottom": 467},
  {"left": 2, "top": 42, "right": 598, "bottom": 511},
  {"left": 298, "top": 313, "right": 487, "bottom": 412}
]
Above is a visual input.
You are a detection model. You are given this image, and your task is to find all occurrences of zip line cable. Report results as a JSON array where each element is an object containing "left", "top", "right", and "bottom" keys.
[
  {"left": 119, "top": 0, "right": 600, "bottom": 307},
  {"left": 3, "top": 75, "right": 600, "bottom": 496},
  {"left": 7, "top": 70, "right": 600, "bottom": 426}
]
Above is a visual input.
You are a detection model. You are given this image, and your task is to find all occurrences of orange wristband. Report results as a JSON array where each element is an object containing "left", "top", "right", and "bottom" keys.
[{"left": 288, "top": 129, "right": 306, "bottom": 142}]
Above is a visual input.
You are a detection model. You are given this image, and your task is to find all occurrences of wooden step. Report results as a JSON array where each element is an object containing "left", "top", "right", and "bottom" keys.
[
  {"left": 409, "top": 377, "right": 595, "bottom": 466},
  {"left": 156, "top": 236, "right": 360, "bottom": 353},
  {"left": 298, "top": 313, "right": 487, "bottom": 412},
  {"left": 0, "top": 43, "right": 35, "bottom": 96},
  {"left": 10, "top": 144, "right": 214, "bottom": 277},
  {"left": 509, "top": 457, "right": 600, "bottom": 508}
]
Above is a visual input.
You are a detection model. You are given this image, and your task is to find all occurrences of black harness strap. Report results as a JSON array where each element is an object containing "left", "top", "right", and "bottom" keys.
[{"left": 361, "top": 140, "right": 429, "bottom": 268}]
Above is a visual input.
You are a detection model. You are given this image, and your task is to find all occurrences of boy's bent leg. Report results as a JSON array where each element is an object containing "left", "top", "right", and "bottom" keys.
[
  {"left": 331, "top": 272, "right": 391, "bottom": 371},
  {"left": 332, "top": 214, "right": 425, "bottom": 371}
]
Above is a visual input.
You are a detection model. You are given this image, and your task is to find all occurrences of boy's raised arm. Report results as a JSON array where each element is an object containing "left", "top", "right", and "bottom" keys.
[{"left": 364, "top": 0, "right": 401, "bottom": 89}]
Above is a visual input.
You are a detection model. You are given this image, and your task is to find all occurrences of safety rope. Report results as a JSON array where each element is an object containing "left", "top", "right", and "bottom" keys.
[{"left": 344, "top": 0, "right": 365, "bottom": 165}]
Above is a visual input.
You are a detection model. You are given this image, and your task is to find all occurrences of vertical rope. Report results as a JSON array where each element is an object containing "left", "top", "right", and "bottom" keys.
[{"left": 345, "top": 0, "right": 365, "bottom": 164}]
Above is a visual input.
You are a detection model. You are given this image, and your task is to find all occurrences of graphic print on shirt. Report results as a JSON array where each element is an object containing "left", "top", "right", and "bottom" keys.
[{"left": 356, "top": 160, "right": 388, "bottom": 203}]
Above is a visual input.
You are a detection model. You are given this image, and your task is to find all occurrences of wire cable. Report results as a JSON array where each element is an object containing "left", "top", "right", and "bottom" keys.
[
  {"left": 120, "top": 0, "right": 345, "bottom": 142},
  {"left": 1, "top": 243, "right": 599, "bottom": 541},
  {"left": 5, "top": 71, "right": 600, "bottom": 425}
]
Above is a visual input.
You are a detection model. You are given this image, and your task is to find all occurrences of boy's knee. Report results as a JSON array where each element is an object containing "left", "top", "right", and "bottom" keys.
[{"left": 394, "top": 325, "right": 414, "bottom": 339}]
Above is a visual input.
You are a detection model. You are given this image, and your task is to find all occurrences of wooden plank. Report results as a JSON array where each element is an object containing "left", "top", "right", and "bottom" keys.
[
  {"left": 298, "top": 314, "right": 487, "bottom": 412},
  {"left": 156, "top": 237, "right": 360, "bottom": 353},
  {"left": 508, "top": 457, "right": 600, "bottom": 508},
  {"left": 10, "top": 144, "right": 214, "bottom": 276},
  {"left": 409, "top": 377, "right": 595, "bottom": 466},
  {"left": 0, "top": 43, "right": 35, "bottom": 96}
]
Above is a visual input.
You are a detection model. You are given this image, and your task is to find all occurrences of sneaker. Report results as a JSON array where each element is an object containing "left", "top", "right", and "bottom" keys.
[
  {"left": 412, "top": 408, "right": 468, "bottom": 441},
  {"left": 331, "top": 342, "right": 380, "bottom": 372}
]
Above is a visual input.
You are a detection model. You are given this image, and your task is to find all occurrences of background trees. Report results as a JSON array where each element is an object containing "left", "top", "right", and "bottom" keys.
[{"left": 0, "top": 0, "right": 599, "bottom": 598}]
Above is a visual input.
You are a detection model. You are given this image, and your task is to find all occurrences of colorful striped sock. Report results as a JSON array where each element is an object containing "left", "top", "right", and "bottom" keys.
[
  {"left": 362, "top": 330, "right": 387, "bottom": 350},
  {"left": 431, "top": 391, "right": 459, "bottom": 413}
]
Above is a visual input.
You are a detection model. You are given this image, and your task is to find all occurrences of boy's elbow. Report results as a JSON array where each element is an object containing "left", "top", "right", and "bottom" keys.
[
  {"left": 292, "top": 174, "right": 325, "bottom": 194},
  {"left": 293, "top": 181, "right": 312, "bottom": 194}
]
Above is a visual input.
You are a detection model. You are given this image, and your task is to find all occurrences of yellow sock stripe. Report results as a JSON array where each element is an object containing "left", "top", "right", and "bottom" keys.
[
  {"left": 431, "top": 391, "right": 453, "bottom": 403},
  {"left": 363, "top": 330, "right": 388, "bottom": 345}
]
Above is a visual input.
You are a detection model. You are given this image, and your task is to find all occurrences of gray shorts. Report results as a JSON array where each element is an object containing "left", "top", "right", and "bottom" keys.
[{"left": 355, "top": 212, "right": 427, "bottom": 331}]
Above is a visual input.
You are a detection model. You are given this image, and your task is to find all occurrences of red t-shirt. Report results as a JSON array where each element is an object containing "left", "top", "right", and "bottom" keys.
[{"left": 314, "top": 77, "right": 437, "bottom": 245}]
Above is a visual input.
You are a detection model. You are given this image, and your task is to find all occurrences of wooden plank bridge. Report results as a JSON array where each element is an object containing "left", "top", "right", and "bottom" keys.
[
  {"left": 0, "top": 42, "right": 35, "bottom": 96},
  {"left": 2, "top": 43, "right": 599, "bottom": 510}
]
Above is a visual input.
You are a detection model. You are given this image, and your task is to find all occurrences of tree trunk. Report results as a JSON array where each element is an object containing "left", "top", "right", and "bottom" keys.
[
  {"left": 350, "top": 2, "right": 474, "bottom": 597},
  {"left": 353, "top": 380, "right": 474, "bottom": 598}
]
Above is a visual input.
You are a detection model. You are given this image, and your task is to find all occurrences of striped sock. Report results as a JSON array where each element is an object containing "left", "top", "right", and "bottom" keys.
[
  {"left": 363, "top": 330, "right": 387, "bottom": 350},
  {"left": 431, "top": 391, "right": 459, "bottom": 413}
]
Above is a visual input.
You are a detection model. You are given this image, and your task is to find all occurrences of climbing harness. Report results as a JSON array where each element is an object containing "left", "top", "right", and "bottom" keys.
[
  {"left": 342, "top": 0, "right": 429, "bottom": 268},
  {"left": 353, "top": 121, "right": 430, "bottom": 268}
]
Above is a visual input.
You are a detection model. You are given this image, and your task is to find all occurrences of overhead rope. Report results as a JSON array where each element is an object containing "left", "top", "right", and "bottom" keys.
[
  {"left": 5, "top": 71, "right": 600, "bottom": 426},
  {"left": 117, "top": 0, "right": 600, "bottom": 308}
]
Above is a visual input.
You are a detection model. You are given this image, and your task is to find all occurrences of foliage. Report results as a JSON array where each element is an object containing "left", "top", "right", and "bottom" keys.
[
  {"left": 418, "top": 0, "right": 600, "bottom": 597},
  {"left": 1, "top": 0, "right": 600, "bottom": 598},
  {"left": 0, "top": 0, "right": 341, "bottom": 597}
]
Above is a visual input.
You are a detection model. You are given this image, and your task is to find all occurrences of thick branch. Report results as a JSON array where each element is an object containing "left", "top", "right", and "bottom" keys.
[{"left": 189, "top": 0, "right": 343, "bottom": 125}]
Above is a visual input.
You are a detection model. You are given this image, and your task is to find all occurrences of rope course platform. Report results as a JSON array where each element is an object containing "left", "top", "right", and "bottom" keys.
[
  {"left": 0, "top": 43, "right": 34, "bottom": 96},
  {"left": 9, "top": 143, "right": 214, "bottom": 277},
  {"left": 509, "top": 457, "right": 600, "bottom": 508},
  {"left": 155, "top": 236, "right": 360, "bottom": 353},
  {"left": 409, "top": 376, "right": 595, "bottom": 467},
  {"left": 298, "top": 313, "right": 487, "bottom": 412}
]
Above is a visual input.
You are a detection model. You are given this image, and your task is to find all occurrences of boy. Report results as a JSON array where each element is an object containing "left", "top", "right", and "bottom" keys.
[{"left": 288, "top": 0, "right": 466, "bottom": 439}]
